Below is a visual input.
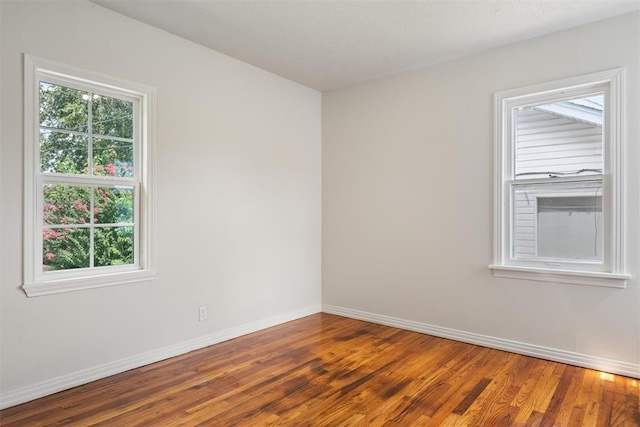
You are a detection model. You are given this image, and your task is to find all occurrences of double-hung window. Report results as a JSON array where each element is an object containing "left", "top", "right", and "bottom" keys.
[
  {"left": 24, "top": 56, "right": 156, "bottom": 297},
  {"left": 490, "top": 69, "right": 629, "bottom": 287}
]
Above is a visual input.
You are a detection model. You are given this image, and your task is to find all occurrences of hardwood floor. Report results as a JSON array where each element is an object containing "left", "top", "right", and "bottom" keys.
[{"left": 1, "top": 313, "right": 638, "bottom": 426}]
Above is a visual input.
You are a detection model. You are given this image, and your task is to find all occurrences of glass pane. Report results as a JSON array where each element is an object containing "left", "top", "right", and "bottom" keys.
[
  {"left": 43, "top": 227, "right": 90, "bottom": 271},
  {"left": 92, "top": 94, "right": 133, "bottom": 139},
  {"left": 94, "top": 227, "right": 134, "bottom": 267},
  {"left": 514, "top": 95, "right": 603, "bottom": 180},
  {"left": 94, "top": 187, "right": 134, "bottom": 224},
  {"left": 512, "top": 181, "right": 603, "bottom": 262},
  {"left": 39, "top": 82, "right": 89, "bottom": 132},
  {"left": 43, "top": 184, "right": 91, "bottom": 225},
  {"left": 538, "top": 196, "right": 602, "bottom": 261},
  {"left": 40, "top": 130, "right": 89, "bottom": 174},
  {"left": 93, "top": 138, "right": 134, "bottom": 177}
]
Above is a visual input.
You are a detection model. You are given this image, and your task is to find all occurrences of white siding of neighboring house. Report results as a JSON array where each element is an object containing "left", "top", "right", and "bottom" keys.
[
  {"left": 513, "top": 109, "right": 602, "bottom": 259},
  {"left": 514, "top": 191, "right": 537, "bottom": 259},
  {"left": 515, "top": 109, "right": 602, "bottom": 178}
]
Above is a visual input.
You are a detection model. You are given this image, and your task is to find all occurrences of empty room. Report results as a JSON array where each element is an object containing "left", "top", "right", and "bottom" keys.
[{"left": 1, "top": 0, "right": 639, "bottom": 425}]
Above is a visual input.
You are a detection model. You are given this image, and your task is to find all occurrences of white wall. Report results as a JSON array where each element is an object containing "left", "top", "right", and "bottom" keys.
[
  {"left": 1, "top": 1, "right": 321, "bottom": 404},
  {"left": 323, "top": 12, "right": 640, "bottom": 373}
]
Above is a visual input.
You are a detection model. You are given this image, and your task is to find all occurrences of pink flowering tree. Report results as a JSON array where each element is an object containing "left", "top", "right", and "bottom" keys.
[{"left": 42, "top": 180, "right": 134, "bottom": 271}]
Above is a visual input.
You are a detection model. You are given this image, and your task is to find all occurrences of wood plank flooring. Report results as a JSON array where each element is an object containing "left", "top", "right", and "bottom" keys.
[{"left": 1, "top": 313, "right": 638, "bottom": 426}]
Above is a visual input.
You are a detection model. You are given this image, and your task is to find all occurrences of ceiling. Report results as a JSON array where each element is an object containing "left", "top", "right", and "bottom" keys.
[{"left": 91, "top": 0, "right": 640, "bottom": 92}]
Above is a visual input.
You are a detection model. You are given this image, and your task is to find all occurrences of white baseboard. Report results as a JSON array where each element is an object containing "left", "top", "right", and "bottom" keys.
[
  {"left": 0, "top": 304, "right": 321, "bottom": 410},
  {"left": 322, "top": 304, "right": 640, "bottom": 379}
]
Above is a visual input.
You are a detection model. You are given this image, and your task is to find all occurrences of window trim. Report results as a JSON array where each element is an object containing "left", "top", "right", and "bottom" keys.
[
  {"left": 23, "top": 55, "right": 156, "bottom": 297},
  {"left": 490, "top": 69, "right": 629, "bottom": 288}
]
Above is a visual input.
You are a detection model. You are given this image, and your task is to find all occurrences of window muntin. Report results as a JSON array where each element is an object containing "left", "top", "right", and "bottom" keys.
[
  {"left": 24, "top": 55, "right": 155, "bottom": 296},
  {"left": 492, "top": 69, "right": 627, "bottom": 286}
]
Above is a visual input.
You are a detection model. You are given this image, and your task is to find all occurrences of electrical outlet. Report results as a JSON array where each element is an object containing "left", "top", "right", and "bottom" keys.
[{"left": 199, "top": 305, "right": 208, "bottom": 322}]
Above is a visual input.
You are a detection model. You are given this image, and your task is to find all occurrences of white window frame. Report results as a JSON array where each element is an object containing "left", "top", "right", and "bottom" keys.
[
  {"left": 489, "top": 69, "right": 629, "bottom": 288},
  {"left": 24, "top": 55, "right": 156, "bottom": 297}
]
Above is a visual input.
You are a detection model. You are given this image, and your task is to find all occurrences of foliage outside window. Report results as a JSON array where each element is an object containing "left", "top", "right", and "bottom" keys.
[
  {"left": 24, "top": 56, "right": 155, "bottom": 296},
  {"left": 490, "top": 69, "right": 628, "bottom": 287}
]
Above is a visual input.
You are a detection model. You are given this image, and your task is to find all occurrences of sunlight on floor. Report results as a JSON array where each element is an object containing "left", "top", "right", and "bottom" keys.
[{"left": 599, "top": 372, "right": 615, "bottom": 382}]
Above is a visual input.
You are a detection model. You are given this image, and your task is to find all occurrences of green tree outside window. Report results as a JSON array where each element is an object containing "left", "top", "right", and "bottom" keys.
[{"left": 40, "top": 82, "right": 136, "bottom": 271}]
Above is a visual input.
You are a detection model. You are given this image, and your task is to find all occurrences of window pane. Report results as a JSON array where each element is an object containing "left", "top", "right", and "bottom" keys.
[
  {"left": 93, "top": 138, "right": 134, "bottom": 177},
  {"left": 43, "top": 184, "right": 91, "bottom": 225},
  {"left": 43, "top": 227, "right": 90, "bottom": 271},
  {"left": 39, "top": 82, "right": 89, "bottom": 132},
  {"left": 538, "top": 196, "right": 602, "bottom": 261},
  {"left": 40, "top": 130, "right": 89, "bottom": 174},
  {"left": 514, "top": 95, "right": 603, "bottom": 180},
  {"left": 92, "top": 94, "right": 133, "bottom": 139},
  {"left": 94, "top": 227, "right": 134, "bottom": 267},
  {"left": 94, "top": 187, "right": 134, "bottom": 224},
  {"left": 512, "top": 181, "right": 603, "bottom": 262}
]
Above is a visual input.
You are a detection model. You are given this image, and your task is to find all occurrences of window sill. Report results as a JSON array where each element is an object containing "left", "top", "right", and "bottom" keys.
[
  {"left": 488, "top": 265, "right": 629, "bottom": 288},
  {"left": 23, "top": 269, "right": 157, "bottom": 297}
]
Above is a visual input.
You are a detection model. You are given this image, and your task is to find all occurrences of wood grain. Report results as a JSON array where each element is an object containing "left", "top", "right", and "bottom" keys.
[{"left": 1, "top": 313, "right": 638, "bottom": 426}]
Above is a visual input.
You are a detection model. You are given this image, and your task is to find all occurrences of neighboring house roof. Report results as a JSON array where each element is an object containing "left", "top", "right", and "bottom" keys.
[{"left": 533, "top": 95, "right": 603, "bottom": 127}]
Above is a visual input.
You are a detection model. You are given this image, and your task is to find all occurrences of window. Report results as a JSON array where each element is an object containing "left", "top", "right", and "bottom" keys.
[
  {"left": 490, "top": 69, "right": 629, "bottom": 287},
  {"left": 24, "top": 55, "right": 156, "bottom": 296}
]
